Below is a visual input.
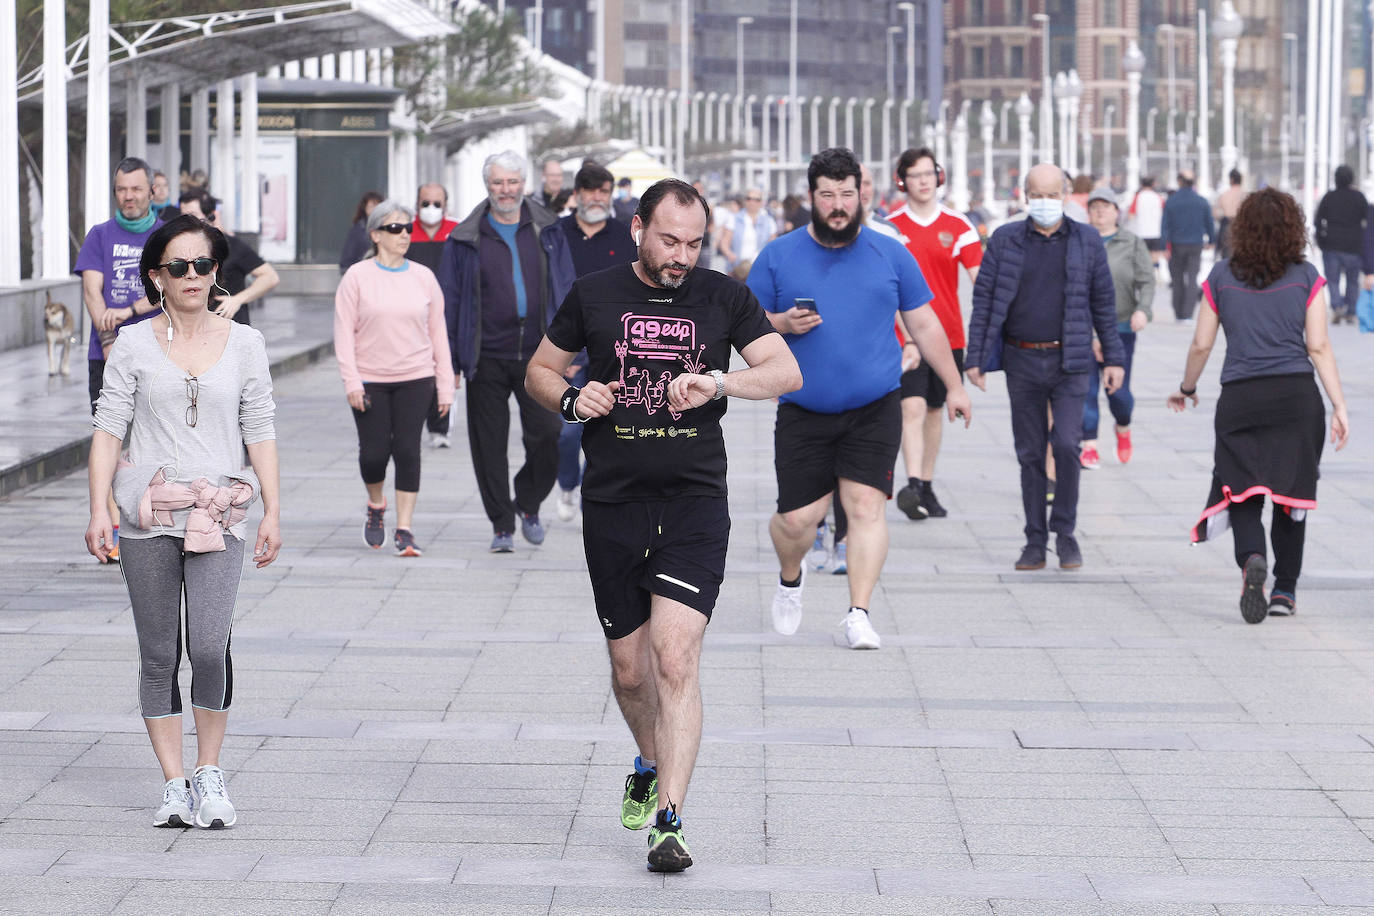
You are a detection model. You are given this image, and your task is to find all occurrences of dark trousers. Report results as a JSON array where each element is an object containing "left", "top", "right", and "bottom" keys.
[
  {"left": 1229, "top": 497, "right": 1306, "bottom": 595},
  {"left": 466, "top": 357, "right": 561, "bottom": 532},
  {"left": 1083, "top": 331, "right": 1136, "bottom": 439},
  {"left": 556, "top": 366, "right": 588, "bottom": 491},
  {"left": 1169, "top": 243, "right": 1203, "bottom": 320},
  {"left": 1322, "top": 250, "right": 1363, "bottom": 317},
  {"left": 1004, "top": 345, "right": 1090, "bottom": 547},
  {"left": 425, "top": 392, "right": 449, "bottom": 435},
  {"left": 351, "top": 377, "right": 434, "bottom": 492}
]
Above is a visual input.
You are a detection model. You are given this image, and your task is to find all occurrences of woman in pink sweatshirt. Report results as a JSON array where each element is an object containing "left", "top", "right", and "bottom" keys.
[{"left": 334, "top": 201, "right": 454, "bottom": 556}]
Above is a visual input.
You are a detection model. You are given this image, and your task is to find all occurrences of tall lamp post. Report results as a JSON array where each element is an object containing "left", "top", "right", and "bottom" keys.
[
  {"left": 1065, "top": 69, "right": 1083, "bottom": 174},
  {"left": 735, "top": 16, "right": 752, "bottom": 118},
  {"left": 1102, "top": 103, "right": 1115, "bottom": 184},
  {"left": 886, "top": 26, "right": 904, "bottom": 101},
  {"left": 1123, "top": 40, "right": 1144, "bottom": 192},
  {"left": 980, "top": 101, "right": 996, "bottom": 207},
  {"left": 1033, "top": 13, "right": 1052, "bottom": 163},
  {"left": 1161, "top": 23, "right": 1177, "bottom": 185},
  {"left": 1055, "top": 71, "right": 1070, "bottom": 170},
  {"left": 896, "top": 2, "right": 916, "bottom": 105},
  {"left": 1214, "top": 0, "right": 1243, "bottom": 182},
  {"left": 1196, "top": 8, "right": 1211, "bottom": 196},
  {"left": 950, "top": 108, "right": 970, "bottom": 212},
  {"left": 1015, "top": 92, "right": 1035, "bottom": 188}
]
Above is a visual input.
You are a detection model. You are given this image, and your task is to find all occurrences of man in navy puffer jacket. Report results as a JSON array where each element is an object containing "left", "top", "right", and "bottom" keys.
[{"left": 966, "top": 163, "right": 1125, "bottom": 572}]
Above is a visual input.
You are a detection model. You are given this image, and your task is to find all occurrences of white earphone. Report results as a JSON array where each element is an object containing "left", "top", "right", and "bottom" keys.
[{"left": 634, "top": 230, "right": 643, "bottom": 246}]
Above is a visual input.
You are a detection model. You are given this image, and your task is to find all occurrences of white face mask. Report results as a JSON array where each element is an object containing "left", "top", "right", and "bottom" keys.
[
  {"left": 1027, "top": 198, "right": 1064, "bottom": 228},
  {"left": 419, "top": 204, "right": 444, "bottom": 225}
]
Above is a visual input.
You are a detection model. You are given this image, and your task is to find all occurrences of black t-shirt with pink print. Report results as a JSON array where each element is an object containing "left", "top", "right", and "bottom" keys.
[{"left": 547, "top": 263, "right": 776, "bottom": 502}]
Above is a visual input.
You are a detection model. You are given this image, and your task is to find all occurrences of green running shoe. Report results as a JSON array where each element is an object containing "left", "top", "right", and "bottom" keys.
[
  {"left": 646, "top": 802, "right": 692, "bottom": 872},
  {"left": 621, "top": 768, "right": 657, "bottom": 830}
]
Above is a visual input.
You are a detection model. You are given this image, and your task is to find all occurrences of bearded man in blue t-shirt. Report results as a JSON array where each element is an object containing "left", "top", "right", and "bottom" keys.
[{"left": 747, "top": 147, "right": 972, "bottom": 651}]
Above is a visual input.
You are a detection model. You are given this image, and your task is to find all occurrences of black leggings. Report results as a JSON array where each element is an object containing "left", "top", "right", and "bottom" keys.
[
  {"left": 1229, "top": 497, "right": 1306, "bottom": 595},
  {"left": 351, "top": 377, "right": 435, "bottom": 492}
]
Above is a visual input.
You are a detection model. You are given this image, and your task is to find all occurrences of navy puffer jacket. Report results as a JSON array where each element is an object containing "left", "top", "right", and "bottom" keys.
[{"left": 966, "top": 217, "right": 1125, "bottom": 374}]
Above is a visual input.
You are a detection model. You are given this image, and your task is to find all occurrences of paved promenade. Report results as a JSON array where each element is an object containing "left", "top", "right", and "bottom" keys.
[{"left": 0, "top": 298, "right": 1372, "bottom": 914}]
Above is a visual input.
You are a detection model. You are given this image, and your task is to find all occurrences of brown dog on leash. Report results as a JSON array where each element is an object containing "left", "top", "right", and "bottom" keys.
[{"left": 45, "top": 294, "right": 75, "bottom": 376}]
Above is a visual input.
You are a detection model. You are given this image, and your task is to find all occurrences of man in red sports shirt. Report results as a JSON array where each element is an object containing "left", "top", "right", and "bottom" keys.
[{"left": 886, "top": 147, "right": 983, "bottom": 519}]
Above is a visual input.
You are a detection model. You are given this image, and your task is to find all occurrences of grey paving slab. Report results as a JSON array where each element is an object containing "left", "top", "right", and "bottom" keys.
[
  {"left": 877, "top": 868, "right": 1098, "bottom": 901},
  {"left": 47, "top": 849, "right": 262, "bottom": 881},
  {"left": 1089, "top": 873, "right": 1323, "bottom": 906},
  {"left": 247, "top": 853, "right": 459, "bottom": 884}
]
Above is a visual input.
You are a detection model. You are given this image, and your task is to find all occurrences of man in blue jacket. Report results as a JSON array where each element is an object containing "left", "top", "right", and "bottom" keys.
[
  {"left": 437, "top": 150, "right": 577, "bottom": 553},
  {"left": 1160, "top": 169, "right": 1215, "bottom": 321},
  {"left": 966, "top": 163, "right": 1125, "bottom": 571}
]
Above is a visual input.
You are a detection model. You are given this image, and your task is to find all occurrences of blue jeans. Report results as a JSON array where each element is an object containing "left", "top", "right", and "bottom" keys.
[
  {"left": 1322, "top": 250, "right": 1363, "bottom": 317},
  {"left": 557, "top": 366, "right": 587, "bottom": 491},
  {"left": 1083, "top": 331, "right": 1137, "bottom": 439}
]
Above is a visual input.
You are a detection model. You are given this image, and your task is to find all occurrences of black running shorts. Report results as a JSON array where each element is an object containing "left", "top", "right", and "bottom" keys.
[
  {"left": 582, "top": 496, "right": 731, "bottom": 640},
  {"left": 900, "top": 348, "right": 965, "bottom": 408},
  {"left": 774, "top": 390, "right": 902, "bottom": 514}
]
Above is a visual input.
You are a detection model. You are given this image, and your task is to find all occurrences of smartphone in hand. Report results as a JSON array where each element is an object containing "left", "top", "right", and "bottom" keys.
[{"left": 794, "top": 297, "right": 817, "bottom": 313}]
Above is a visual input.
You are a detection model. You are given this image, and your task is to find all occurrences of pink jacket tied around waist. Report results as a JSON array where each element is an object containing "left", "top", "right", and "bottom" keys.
[{"left": 139, "top": 469, "right": 253, "bottom": 552}]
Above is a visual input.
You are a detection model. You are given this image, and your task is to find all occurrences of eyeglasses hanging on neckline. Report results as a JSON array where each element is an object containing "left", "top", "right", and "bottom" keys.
[{"left": 185, "top": 376, "right": 199, "bottom": 428}]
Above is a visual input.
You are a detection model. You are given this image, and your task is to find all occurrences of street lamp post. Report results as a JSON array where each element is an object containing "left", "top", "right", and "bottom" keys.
[
  {"left": 1214, "top": 1, "right": 1243, "bottom": 182},
  {"left": 1016, "top": 92, "right": 1035, "bottom": 188},
  {"left": 1161, "top": 23, "right": 1177, "bottom": 185},
  {"left": 950, "top": 108, "right": 970, "bottom": 212},
  {"left": 935, "top": 99, "right": 951, "bottom": 180},
  {"left": 1196, "top": 8, "right": 1211, "bottom": 196},
  {"left": 1147, "top": 106, "right": 1158, "bottom": 145},
  {"left": 980, "top": 101, "right": 996, "bottom": 208},
  {"left": 1034, "top": 13, "right": 1053, "bottom": 163},
  {"left": 886, "top": 26, "right": 903, "bottom": 101},
  {"left": 1065, "top": 69, "right": 1083, "bottom": 174},
  {"left": 1000, "top": 99, "right": 1012, "bottom": 144},
  {"left": 1103, "top": 103, "right": 1115, "bottom": 185},
  {"left": 1055, "top": 71, "right": 1070, "bottom": 170},
  {"left": 1123, "top": 40, "right": 1145, "bottom": 192},
  {"left": 897, "top": 2, "right": 916, "bottom": 105},
  {"left": 735, "top": 16, "right": 752, "bottom": 118}
]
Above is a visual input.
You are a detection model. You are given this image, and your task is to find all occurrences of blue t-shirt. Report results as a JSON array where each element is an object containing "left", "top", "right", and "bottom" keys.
[
  {"left": 747, "top": 226, "right": 933, "bottom": 413},
  {"left": 487, "top": 213, "right": 527, "bottom": 319},
  {"left": 73, "top": 218, "right": 158, "bottom": 360}
]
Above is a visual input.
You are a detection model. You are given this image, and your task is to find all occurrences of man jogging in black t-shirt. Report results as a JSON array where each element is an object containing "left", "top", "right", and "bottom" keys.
[{"left": 527, "top": 179, "right": 800, "bottom": 873}]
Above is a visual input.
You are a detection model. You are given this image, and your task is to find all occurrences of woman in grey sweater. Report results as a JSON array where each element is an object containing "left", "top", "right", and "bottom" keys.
[{"left": 85, "top": 214, "right": 281, "bottom": 829}]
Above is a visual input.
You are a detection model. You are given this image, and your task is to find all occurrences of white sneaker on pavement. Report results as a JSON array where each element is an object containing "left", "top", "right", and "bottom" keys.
[
  {"left": 428, "top": 432, "right": 451, "bottom": 448},
  {"left": 556, "top": 488, "right": 579, "bottom": 522},
  {"left": 771, "top": 566, "right": 805, "bottom": 635},
  {"left": 842, "top": 608, "right": 882, "bottom": 650},
  {"left": 192, "top": 764, "right": 237, "bottom": 828},
  {"left": 153, "top": 777, "right": 192, "bottom": 828}
]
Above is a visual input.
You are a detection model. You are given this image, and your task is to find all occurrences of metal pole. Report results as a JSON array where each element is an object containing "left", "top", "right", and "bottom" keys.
[
  {"left": 1315, "top": 0, "right": 1332, "bottom": 205},
  {"left": 126, "top": 77, "right": 147, "bottom": 160},
  {"left": 1104, "top": 104, "right": 1114, "bottom": 184},
  {"left": 0, "top": 0, "right": 21, "bottom": 284},
  {"left": 1126, "top": 64, "right": 1142, "bottom": 192},
  {"left": 160, "top": 83, "right": 180, "bottom": 193},
  {"left": 1196, "top": 10, "right": 1211, "bottom": 196},
  {"left": 240, "top": 73, "right": 259, "bottom": 232},
  {"left": 788, "top": 0, "right": 798, "bottom": 168},
  {"left": 41, "top": 0, "right": 68, "bottom": 277},
  {"left": 736, "top": 17, "right": 752, "bottom": 121},
  {"left": 1035, "top": 14, "right": 1052, "bottom": 162},
  {"left": 1163, "top": 24, "right": 1177, "bottom": 183},
  {"left": 1016, "top": 95, "right": 1033, "bottom": 188},
  {"left": 85, "top": 0, "right": 111, "bottom": 234},
  {"left": 980, "top": 101, "right": 994, "bottom": 207},
  {"left": 886, "top": 27, "right": 898, "bottom": 101},
  {"left": 679, "top": 0, "right": 689, "bottom": 177},
  {"left": 1328, "top": 0, "right": 1344, "bottom": 177},
  {"left": 213, "top": 80, "right": 236, "bottom": 233}
]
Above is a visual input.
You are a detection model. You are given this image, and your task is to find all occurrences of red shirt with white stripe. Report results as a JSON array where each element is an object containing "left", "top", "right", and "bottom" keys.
[{"left": 887, "top": 204, "right": 983, "bottom": 349}]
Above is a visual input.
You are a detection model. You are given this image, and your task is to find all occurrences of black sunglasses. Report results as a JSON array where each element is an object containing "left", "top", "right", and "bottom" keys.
[
  {"left": 158, "top": 257, "right": 217, "bottom": 278},
  {"left": 418, "top": 200, "right": 444, "bottom": 208},
  {"left": 376, "top": 223, "right": 410, "bottom": 235}
]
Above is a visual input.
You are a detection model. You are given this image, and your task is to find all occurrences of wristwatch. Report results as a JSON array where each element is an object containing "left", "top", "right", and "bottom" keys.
[{"left": 708, "top": 369, "right": 726, "bottom": 400}]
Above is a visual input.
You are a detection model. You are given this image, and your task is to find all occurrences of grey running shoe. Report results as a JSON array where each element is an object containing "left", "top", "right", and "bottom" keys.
[
  {"left": 192, "top": 765, "right": 236, "bottom": 829},
  {"left": 364, "top": 503, "right": 386, "bottom": 549},
  {"left": 490, "top": 531, "right": 515, "bottom": 553},
  {"left": 394, "top": 528, "right": 422, "bottom": 557},
  {"left": 153, "top": 777, "right": 192, "bottom": 828},
  {"left": 520, "top": 512, "right": 546, "bottom": 545},
  {"left": 1240, "top": 554, "right": 1268, "bottom": 625}
]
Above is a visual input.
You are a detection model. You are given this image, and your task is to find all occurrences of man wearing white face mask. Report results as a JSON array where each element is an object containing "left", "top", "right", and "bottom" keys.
[
  {"left": 408, "top": 183, "right": 460, "bottom": 446},
  {"left": 966, "top": 163, "right": 1125, "bottom": 572}
]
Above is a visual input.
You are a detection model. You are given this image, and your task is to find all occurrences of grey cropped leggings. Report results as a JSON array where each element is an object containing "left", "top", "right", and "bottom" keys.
[{"left": 118, "top": 535, "right": 244, "bottom": 718}]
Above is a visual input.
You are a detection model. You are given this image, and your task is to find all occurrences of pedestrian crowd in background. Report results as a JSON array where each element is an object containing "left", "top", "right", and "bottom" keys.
[{"left": 76, "top": 141, "right": 1364, "bottom": 874}]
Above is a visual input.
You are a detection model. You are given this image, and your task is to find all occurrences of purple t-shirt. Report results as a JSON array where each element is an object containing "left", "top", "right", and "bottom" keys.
[{"left": 73, "top": 219, "right": 157, "bottom": 360}]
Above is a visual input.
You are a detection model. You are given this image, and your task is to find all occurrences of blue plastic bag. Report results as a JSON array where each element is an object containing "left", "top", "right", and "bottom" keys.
[{"left": 1359, "top": 287, "right": 1374, "bottom": 333}]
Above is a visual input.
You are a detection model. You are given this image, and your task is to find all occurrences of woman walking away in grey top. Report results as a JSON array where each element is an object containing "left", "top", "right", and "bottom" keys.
[
  {"left": 85, "top": 213, "right": 281, "bottom": 829},
  {"left": 1168, "top": 189, "right": 1348, "bottom": 624}
]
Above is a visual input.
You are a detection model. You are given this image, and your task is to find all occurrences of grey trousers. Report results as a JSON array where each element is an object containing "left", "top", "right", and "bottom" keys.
[{"left": 118, "top": 535, "right": 244, "bottom": 718}]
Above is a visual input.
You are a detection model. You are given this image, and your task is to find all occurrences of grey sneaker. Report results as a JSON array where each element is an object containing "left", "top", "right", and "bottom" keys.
[
  {"left": 153, "top": 777, "right": 192, "bottom": 828},
  {"left": 490, "top": 531, "right": 515, "bottom": 553},
  {"left": 520, "top": 512, "right": 546, "bottom": 546},
  {"left": 364, "top": 502, "right": 386, "bottom": 549},
  {"left": 191, "top": 765, "right": 236, "bottom": 829}
]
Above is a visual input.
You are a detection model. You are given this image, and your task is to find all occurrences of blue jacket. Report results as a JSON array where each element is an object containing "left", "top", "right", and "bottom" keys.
[
  {"left": 437, "top": 199, "right": 576, "bottom": 379},
  {"left": 1160, "top": 186, "right": 1215, "bottom": 246},
  {"left": 967, "top": 217, "right": 1125, "bottom": 374}
]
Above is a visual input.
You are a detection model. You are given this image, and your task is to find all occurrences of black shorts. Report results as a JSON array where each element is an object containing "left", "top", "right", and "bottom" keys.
[
  {"left": 1144, "top": 237, "right": 1165, "bottom": 252},
  {"left": 900, "top": 348, "right": 965, "bottom": 408},
  {"left": 774, "top": 390, "right": 902, "bottom": 513},
  {"left": 582, "top": 496, "right": 730, "bottom": 640}
]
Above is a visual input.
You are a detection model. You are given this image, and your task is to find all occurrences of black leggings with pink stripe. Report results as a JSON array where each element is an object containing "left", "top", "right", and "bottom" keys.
[{"left": 1229, "top": 497, "right": 1305, "bottom": 595}]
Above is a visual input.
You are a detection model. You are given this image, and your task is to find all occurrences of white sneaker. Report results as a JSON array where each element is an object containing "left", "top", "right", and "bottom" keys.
[
  {"left": 771, "top": 566, "right": 805, "bottom": 635},
  {"left": 428, "top": 432, "right": 451, "bottom": 448},
  {"left": 556, "top": 488, "right": 578, "bottom": 522},
  {"left": 192, "top": 765, "right": 236, "bottom": 828},
  {"left": 842, "top": 608, "right": 882, "bottom": 650},
  {"left": 153, "top": 777, "right": 192, "bottom": 828},
  {"left": 806, "top": 524, "right": 829, "bottom": 571}
]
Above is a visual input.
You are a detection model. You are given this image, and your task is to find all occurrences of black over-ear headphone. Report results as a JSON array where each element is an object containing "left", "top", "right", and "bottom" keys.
[{"left": 896, "top": 155, "right": 946, "bottom": 190}]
